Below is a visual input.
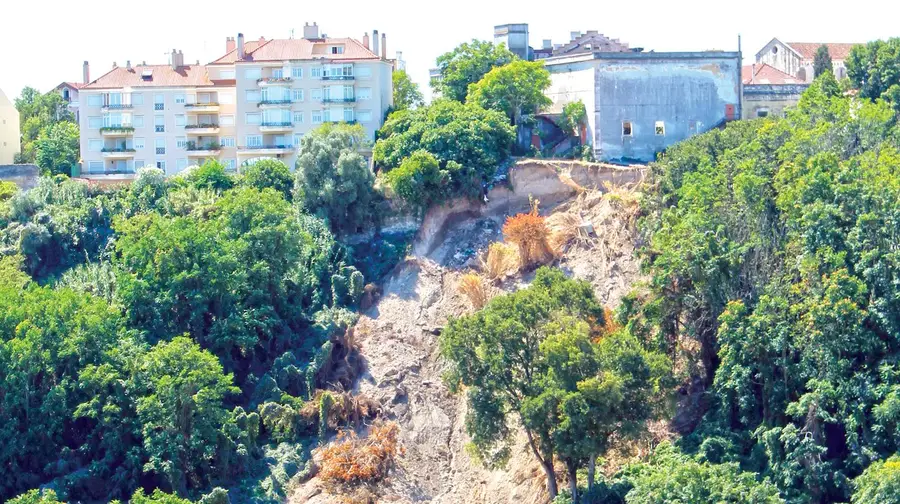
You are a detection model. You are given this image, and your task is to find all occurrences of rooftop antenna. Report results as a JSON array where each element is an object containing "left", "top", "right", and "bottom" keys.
[
  {"left": 290, "top": 28, "right": 295, "bottom": 39},
  {"left": 163, "top": 49, "right": 172, "bottom": 64}
]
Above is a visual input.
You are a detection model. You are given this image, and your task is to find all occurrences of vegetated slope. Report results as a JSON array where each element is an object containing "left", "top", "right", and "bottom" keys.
[{"left": 292, "top": 163, "right": 645, "bottom": 503}]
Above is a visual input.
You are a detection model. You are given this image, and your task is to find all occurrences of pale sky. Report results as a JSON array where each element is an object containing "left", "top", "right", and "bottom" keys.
[{"left": 0, "top": 0, "right": 896, "bottom": 103}]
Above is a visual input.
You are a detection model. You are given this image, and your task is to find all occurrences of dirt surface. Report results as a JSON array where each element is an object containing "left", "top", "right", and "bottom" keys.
[{"left": 291, "top": 164, "right": 645, "bottom": 504}]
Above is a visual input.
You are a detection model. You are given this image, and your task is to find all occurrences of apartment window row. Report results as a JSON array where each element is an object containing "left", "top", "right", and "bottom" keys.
[{"left": 243, "top": 65, "right": 373, "bottom": 80}]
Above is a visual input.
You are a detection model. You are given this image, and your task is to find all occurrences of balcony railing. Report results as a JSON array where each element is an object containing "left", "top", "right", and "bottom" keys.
[
  {"left": 185, "top": 102, "right": 220, "bottom": 108},
  {"left": 325, "top": 119, "right": 357, "bottom": 125},
  {"left": 186, "top": 142, "right": 223, "bottom": 151},
  {"left": 322, "top": 97, "right": 356, "bottom": 103},
  {"left": 103, "top": 103, "right": 134, "bottom": 110},
  {"left": 154, "top": 103, "right": 165, "bottom": 110},
  {"left": 185, "top": 123, "right": 220, "bottom": 129},
  {"left": 260, "top": 122, "right": 293, "bottom": 127},
  {"left": 257, "top": 77, "right": 293, "bottom": 85},
  {"left": 258, "top": 100, "right": 293, "bottom": 107},
  {"left": 155, "top": 126, "right": 165, "bottom": 133},
  {"left": 101, "top": 147, "right": 136, "bottom": 153},
  {"left": 241, "top": 144, "right": 294, "bottom": 150},
  {"left": 321, "top": 75, "right": 355, "bottom": 81},
  {"left": 100, "top": 126, "right": 135, "bottom": 132}
]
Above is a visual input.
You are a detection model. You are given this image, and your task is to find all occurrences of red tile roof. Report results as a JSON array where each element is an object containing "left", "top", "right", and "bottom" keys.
[
  {"left": 210, "top": 37, "right": 379, "bottom": 64},
  {"left": 83, "top": 64, "right": 216, "bottom": 89},
  {"left": 786, "top": 42, "right": 858, "bottom": 61},
  {"left": 742, "top": 64, "right": 805, "bottom": 85}
]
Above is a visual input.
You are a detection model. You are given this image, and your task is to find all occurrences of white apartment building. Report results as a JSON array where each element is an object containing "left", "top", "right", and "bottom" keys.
[
  {"left": 0, "top": 86, "right": 19, "bottom": 164},
  {"left": 78, "top": 23, "right": 394, "bottom": 179}
]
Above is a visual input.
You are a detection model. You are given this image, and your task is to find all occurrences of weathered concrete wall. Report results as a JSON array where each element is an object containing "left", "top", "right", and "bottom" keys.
[
  {"left": 0, "top": 164, "right": 40, "bottom": 190},
  {"left": 546, "top": 52, "right": 741, "bottom": 163},
  {"left": 742, "top": 84, "right": 808, "bottom": 119}
]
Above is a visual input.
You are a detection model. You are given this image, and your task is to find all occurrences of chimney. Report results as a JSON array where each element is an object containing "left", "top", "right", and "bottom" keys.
[
  {"left": 381, "top": 33, "right": 387, "bottom": 59},
  {"left": 112, "top": 61, "right": 118, "bottom": 69},
  {"left": 259, "top": 36, "right": 265, "bottom": 44},
  {"left": 396, "top": 50, "right": 403, "bottom": 62},
  {"left": 226, "top": 36, "right": 235, "bottom": 53},
  {"left": 237, "top": 33, "right": 245, "bottom": 60},
  {"left": 751, "top": 63, "right": 756, "bottom": 83},
  {"left": 570, "top": 31, "right": 581, "bottom": 41},
  {"left": 303, "top": 22, "right": 320, "bottom": 39},
  {"left": 126, "top": 60, "right": 132, "bottom": 71},
  {"left": 363, "top": 32, "right": 370, "bottom": 49},
  {"left": 83, "top": 61, "right": 90, "bottom": 84},
  {"left": 372, "top": 30, "right": 380, "bottom": 57}
]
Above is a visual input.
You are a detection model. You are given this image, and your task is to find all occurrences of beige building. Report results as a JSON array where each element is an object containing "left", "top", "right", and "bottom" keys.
[
  {"left": 755, "top": 39, "right": 858, "bottom": 82},
  {"left": 78, "top": 23, "right": 394, "bottom": 179},
  {"left": 0, "top": 87, "right": 20, "bottom": 164},
  {"left": 741, "top": 64, "right": 809, "bottom": 119}
]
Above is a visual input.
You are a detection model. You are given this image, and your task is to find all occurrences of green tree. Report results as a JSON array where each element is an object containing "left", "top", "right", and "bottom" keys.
[
  {"left": 240, "top": 158, "right": 293, "bottom": 201},
  {"left": 14, "top": 87, "right": 75, "bottom": 163},
  {"left": 392, "top": 70, "right": 424, "bottom": 111},
  {"left": 846, "top": 38, "right": 900, "bottom": 100},
  {"left": 432, "top": 40, "right": 516, "bottom": 102},
  {"left": 7, "top": 489, "right": 65, "bottom": 504},
  {"left": 813, "top": 45, "right": 833, "bottom": 78},
  {"left": 294, "top": 123, "right": 379, "bottom": 234},
  {"left": 852, "top": 456, "right": 900, "bottom": 504},
  {"left": 559, "top": 101, "right": 587, "bottom": 137},
  {"left": 467, "top": 60, "right": 551, "bottom": 126},
  {"left": 34, "top": 121, "right": 79, "bottom": 176},
  {"left": 383, "top": 149, "right": 448, "bottom": 210}
]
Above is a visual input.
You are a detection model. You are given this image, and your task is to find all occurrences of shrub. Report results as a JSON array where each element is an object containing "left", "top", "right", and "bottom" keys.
[
  {"left": 184, "top": 159, "right": 234, "bottom": 192},
  {"left": 240, "top": 159, "right": 293, "bottom": 201},
  {"left": 502, "top": 202, "right": 554, "bottom": 270},
  {"left": 384, "top": 150, "right": 448, "bottom": 210},
  {"left": 481, "top": 242, "right": 519, "bottom": 281},
  {"left": 458, "top": 273, "right": 491, "bottom": 310},
  {"left": 852, "top": 456, "right": 900, "bottom": 504},
  {"left": 317, "top": 422, "right": 401, "bottom": 486}
]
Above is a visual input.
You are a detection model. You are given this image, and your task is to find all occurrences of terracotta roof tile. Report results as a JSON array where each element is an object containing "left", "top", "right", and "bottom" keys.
[
  {"left": 209, "top": 37, "right": 379, "bottom": 64},
  {"left": 83, "top": 65, "right": 216, "bottom": 89},
  {"left": 742, "top": 64, "right": 805, "bottom": 85},
  {"left": 786, "top": 42, "right": 858, "bottom": 61}
]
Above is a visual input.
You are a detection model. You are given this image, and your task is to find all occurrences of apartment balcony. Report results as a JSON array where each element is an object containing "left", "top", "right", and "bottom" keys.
[
  {"left": 258, "top": 100, "right": 293, "bottom": 109},
  {"left": 101, "top": 103, "right": 134, "bottom": 111},
  {"left": 237, "top": 144, "right": 294, "bottom": 155},
  {"left": 259, "top": 122, "right": 294, "bottom": 133},
  {"left": 321, "top": 75, "right": 355, "bottom": 81},
  {"left": 101, "top": 148, "right": 136, "bottom": 159},
  {"left": 184, "top": 103, "right": 220, "bottom": 113},
  {"left": 100, "top": 126, "right": 135, "bottom": 137},
  {"left": 185, "top": 124, "right": 220, "bottom": 135},
  {"left": 322, "top": 97, "right": 356, "bottom": 104},
  {"left": 187, "top": 148, "right": 222, "bottom": 158},
  {"left": 258, "top": 77, "right": 293, "bottom": 87}
]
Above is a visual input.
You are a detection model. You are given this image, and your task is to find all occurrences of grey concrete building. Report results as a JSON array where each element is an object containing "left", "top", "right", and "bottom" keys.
[{"left": 544, "top": 50, "right": 742, "bottom": 163}]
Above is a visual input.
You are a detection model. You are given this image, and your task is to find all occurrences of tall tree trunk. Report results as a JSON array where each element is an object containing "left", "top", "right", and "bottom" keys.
[
  {"left": 524, "top": 428, "right": 558, "bottom": 500},
  {"left": 587, "top": 456, "right": 596, "bottom": 495},
  {"left": 567, "top": 460, "right": 579, "bottom": 503}
]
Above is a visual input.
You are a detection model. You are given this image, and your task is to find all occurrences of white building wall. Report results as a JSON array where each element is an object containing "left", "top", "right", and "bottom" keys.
[{"left": 0, "top": 88, "right": 19, "bottom": 164}]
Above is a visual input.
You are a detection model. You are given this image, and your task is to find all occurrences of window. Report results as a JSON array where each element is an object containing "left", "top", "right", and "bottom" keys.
[
  {"left": 655, "top": 121, "right": 665, "bottom": 136},
  {"left": 221, "top": 136, "right": 236, "bottom": 147},
  {"left": 155, "top": 138, "right": 166, "bottom": 155},
  {"left": 89, "top": 139, "right": 103, "bottom": 152},
  {"left": 156, "top": 160, "right": 166, "bottom": 171},
  {"left": 176, "top": 158, "right": 188, "bottom": 170},
  {"left": 224, "top": 158, "right": 237, "bottom": 170},
  {"left": 312, "top": 111, "right": 322, "bottom": 124},
  {"left": 272, "top": 69, "right": 284, "bottom": 79},
  {"left": 330, "top": 45, "right": 344, "bottom": 54},
  {"left": 310, "top": 67, "right": 322, "bottom": 78},
  {"left": 293, "top": 111, "right": 304, "bottom": 124},
  {"left": 176, "top": 137, "right": 187, "bottom": 149},
  {"left": 175, "top": 94, "right": 185, "bottom": 104},
  {"left": 135, "top": 160, "right": 145, "bottom": 169},
  {"left": 756, "top": 108, "right": 770, "bottom": 118},
  {"left": 133, "top": 115, "right": 144, "bottom": 128},
  {"left": 246, "top": 90, "right": 261, "bottom": 102},
  {"left": 356, "top": 67, "right": 372, "bottom": 78},
  {"left": 132, "top": 93, "right": 144, "bottom": 105},
  {"left": 622, "top": 121, "right": 633, "bottom": 136},
  {"left": 357, "top": 110, "right": 373, "bottom": 122},
  {"left": 154, "top": 94, "right": 164, "bottom": 110},
  {"left": 772, "top": 46, "right": 778, "bottom": 54},
  {"left": 262, "top": 109, "right": 291, "bottom": 124},
  {"left": 134, "top": 138, "right": 145, "bottom": 149},
  {"left": 311, "top": 89, "right": 322, "bottom": 101},
  {"left": 87, "top": 95, "right": 102, "bottom": 106},
  {"left": 245, "top": 113, "right": 260, "bottom": 125},
  {"left": 246, "top": 135, "right": 262, "bottom": 147},
  {"left": 357, "top": 88, "right": 372, "bottom": 100},
  {"left": 343, "top": 108, "right": 354, "bottom": 122},
  {"left": 292, "top": 89, "right": 304, "bottom": 102},
  {"left": 220, "top": 93, "right": 234, "bottom": 104},
  {"left": 154, "top": 115, "right": 165, "bottom": 133},
  {"left": 175, "top": 114, "right": 186, "bottom": 127},
  {"left": 245, "top": 68, "right": 261, "bottom": 80},
  {"left": 221, "top": 115, "right": 235, "bottom": 126},
  {"left": 293, "top": 133, "right": 304, "bottom": 147},
  {"left": 88, "top": 116, "right": 102, "bottom": 128},
  {"left": 88, "top": 161, "right": 103, "bottom": 172},
  {"left": 291, "top": 67, "right": 303, "bottom": 79}
]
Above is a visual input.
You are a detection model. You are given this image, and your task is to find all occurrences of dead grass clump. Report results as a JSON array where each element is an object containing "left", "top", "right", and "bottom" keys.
[
  {"left": 318, "top": 421, "right": 402, "bottom": 487},
  {"left": 306, "top": 390, "right": 382, "bottom": 431},
  {"left": 459, "top": 273, "right": 492, "bottom": 310},
  {"left": 480, "top": 242, "right": 519, "bottom": 282},
  {"left": 502, "top": 200, "right": 554, "bottom": 270}
]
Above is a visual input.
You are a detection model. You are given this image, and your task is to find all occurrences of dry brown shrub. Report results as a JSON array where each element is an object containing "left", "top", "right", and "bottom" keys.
[
  {"left": 459, "top": 273, "right": 491, "bottom": 310},
  {"left": 306, "top": 390, "right": 382, "bottom": 431},
  {"left": 318, "top": 421, "right": 402, "bottom": 488},
  {"left": 502, "top": 200, "right": 554, "bottom": 270},
  {"left": 481, "top": 242, "right": 519, "bottom": 281}
]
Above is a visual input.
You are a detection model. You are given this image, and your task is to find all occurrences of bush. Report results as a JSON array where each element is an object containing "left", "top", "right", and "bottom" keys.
[
  {"left": 241, "top": 159, "right": 293, "bottom": 201},
  {"left": 502, "top": 203, "right": 553, "bottom": 270},
  {"left": 458, "top": 273, "right": 491, "bottom": 310},
  {"left": 852, "top": 456, "right": 900, "bottom": 504},
  {"left": 384, "top": 150, "right": 448, "bottom": 210},
  {"left": 317, "top": 422, "right": 401, "bottom": 487},
  {"left": 480, "top": 242, "right": 519, "bottom": 281}
]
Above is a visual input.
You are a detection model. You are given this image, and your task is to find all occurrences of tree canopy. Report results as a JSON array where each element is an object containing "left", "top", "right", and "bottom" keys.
[
  {"left": 14, "top": 87, "right": 76, "bottom": 166},
  {"left": 467, "top": 60, "right": 551, "bottom": 126},
  {"left": 813, "top": 45, "right": 833, "bottom": 78},
  {"left": 431, "top": 40, "right": 516, "bottom": 102},
  {"left": 391, "top": 70, "right": 424, "bottom": 111},
  {"left": 847, "top": 38, "right": 900, "bottom": 102}
]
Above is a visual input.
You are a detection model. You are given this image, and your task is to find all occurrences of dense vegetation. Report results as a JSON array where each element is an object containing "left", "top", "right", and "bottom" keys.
[
  {"left": 14, "top": 87, "right": 80, "bottom": 174},
  {"left": 0, "top": 152, "right": 375, "bottom": 502}
]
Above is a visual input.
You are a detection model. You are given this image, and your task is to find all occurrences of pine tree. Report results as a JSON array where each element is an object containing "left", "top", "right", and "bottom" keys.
[{"left": 814, "top": 44, "right": 833, "bottom": 78}]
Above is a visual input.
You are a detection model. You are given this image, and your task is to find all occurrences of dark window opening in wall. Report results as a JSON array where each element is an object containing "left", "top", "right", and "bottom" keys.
[
  {"left": 757, "top": 109, "right": 769, "bottom": 118},
  {"left": 772, "top": 46, "right": 778, "bottom": 54},
  {"left": 622, "top": 121, "right": 632, "bottom": 136},
  {"left": 655, "top": 121, "right": 665, "bottom": 136}
]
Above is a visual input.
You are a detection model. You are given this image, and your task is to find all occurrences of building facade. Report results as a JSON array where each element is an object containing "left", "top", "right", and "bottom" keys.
[
  {"left": 741, "top": 64, "right": 808, "bottom": 119},
  {"left": 78, "top": 24, "right": 393, "bottom": 179},
  {"left": 755, "top": 39, "right": 858, "bottom": 82},
  {"left": 0, "top": 87, "right": 20, "bottom": 164},
  {"left": 544, "top": 50, "right": 742, "bottom": 163}
]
